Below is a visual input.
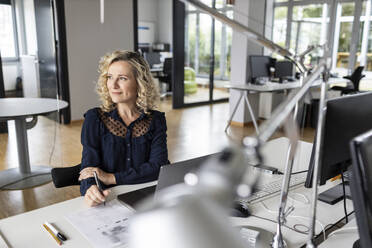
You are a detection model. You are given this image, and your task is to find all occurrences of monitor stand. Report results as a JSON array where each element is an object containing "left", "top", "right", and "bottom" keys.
[{"left": 318, "top": 181, "right": 352, "bottom": 205}]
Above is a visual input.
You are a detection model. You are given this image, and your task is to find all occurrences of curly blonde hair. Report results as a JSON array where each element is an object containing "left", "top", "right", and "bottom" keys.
[{"left": 96, "top": 50, "right": 160, "bottom": 114}]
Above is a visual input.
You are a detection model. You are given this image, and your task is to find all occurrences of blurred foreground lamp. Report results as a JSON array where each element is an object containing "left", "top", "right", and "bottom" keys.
[{"left": 128, "top": 146, "right": 260, "bottom": 248}]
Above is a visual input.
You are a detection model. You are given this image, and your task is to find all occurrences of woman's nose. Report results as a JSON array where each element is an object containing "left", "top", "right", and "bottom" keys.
[{"left": 113, "top": 78, "right": 120, "bottom": 88}]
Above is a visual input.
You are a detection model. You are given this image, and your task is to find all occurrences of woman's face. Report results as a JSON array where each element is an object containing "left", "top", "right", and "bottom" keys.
[{"left": 106, "top": 61, "right": 138, "bottom": 106}]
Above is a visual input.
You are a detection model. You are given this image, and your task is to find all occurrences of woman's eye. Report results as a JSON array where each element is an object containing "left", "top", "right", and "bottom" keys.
[
  {"left": 106, "top": 75, "right": 112, "bottom": 80},
  {"left": 119, "top": 76, "right": 127, "bottom": 81}
]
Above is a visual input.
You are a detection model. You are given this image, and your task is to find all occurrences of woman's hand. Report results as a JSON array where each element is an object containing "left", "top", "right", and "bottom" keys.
[
  {"left": 79, "top": 167, "right": 116, "bottom": 185},
  {"left": 84, "top": 185, "right": 110, "bottom": 207}
]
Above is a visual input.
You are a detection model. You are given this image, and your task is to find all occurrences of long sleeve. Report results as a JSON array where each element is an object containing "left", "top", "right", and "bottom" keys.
[
  {"left": 114, "top": 112, "right": 168, "bottom": 184},
  {"left": 80, "top": 109, "right": 102, "bottom": 195}
]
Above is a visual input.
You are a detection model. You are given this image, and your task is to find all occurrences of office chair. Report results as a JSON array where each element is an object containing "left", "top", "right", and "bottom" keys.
[
  {"left": 51, "top": 164, "right": 81, "bottom": 188},
  {"left": 331, "top": 66, "right": 365, "bottom": 95},
  {"left": 349, "top": 129, "right": 372, "bottom": 248},
  {"left": 158, "top": 58, "right": 172, "bottom": 97}
]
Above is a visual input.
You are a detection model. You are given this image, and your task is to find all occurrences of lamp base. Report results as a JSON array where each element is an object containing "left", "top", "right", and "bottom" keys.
[{"left": 238, "top": 226, "right": 276, "bottom": 248}]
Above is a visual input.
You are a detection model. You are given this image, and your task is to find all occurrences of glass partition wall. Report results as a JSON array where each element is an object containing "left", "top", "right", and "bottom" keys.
[{"left": 175, "top": 0, "right": 231, "bottom": 107}]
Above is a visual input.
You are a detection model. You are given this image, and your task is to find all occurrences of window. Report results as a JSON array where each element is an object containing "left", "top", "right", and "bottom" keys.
[
  {"left": 0, "top": 1, "right": 18, "bottom": 59},
  {"left": 185, "top": 1, "right": 233, "bottom": 80},
  {"left": 273, "top": 7, "right": 287, "bottom": 49}
]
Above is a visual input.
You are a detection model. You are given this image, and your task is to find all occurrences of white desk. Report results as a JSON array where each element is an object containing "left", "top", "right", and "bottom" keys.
[
  {"left": 224, "top": 77, "right": 348, "bottom": 133},
  {"left": 319, "top": 219, "right": 359, "bottom": 248},
  {"left": 0, "top": 138, "right": 353, "bottom": 248}
]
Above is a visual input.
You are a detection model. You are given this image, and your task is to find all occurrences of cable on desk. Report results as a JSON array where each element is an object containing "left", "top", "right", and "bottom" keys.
[
  {"left": 250, "top": 214, "right": 307, "bottom": 235},
  {"left": 341, "top": 173, "right": 348, "bottom": 223},
  {"left": 259, "top": 201, "right": 326, "bottom": 240},
  {"left": 291, "top": 170, "right": 308, "bottom": 175},
  {"left": 327, "top": 227, "right": 358, "bottom": 238},
  {"left": 319, "top": 210, "right": 355, "bottom": 240},
  {"left": 287, "top": 192, "right": 310, "bottom": 204}
]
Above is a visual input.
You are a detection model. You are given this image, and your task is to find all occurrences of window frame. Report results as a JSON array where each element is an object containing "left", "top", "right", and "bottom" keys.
[
  {"left": 0, "top": 0, "right": 20, "bottom": 62},
  {"left": 272, "top": 0, "right": 371, "bottom": 72},
  {"left": 185, "top": 2, "right": 233, "bottom": 80}
]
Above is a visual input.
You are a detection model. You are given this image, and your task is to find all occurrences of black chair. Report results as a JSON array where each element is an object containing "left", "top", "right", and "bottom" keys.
[
  {"left": 331, "top": 66, "right": 365, "bottom": 95},
  {"left": 350, "top": 129, "right": 372, "bottom": 248},
  {"left": 51, "top": 164, "right": 81, "bottom": 188},
  {"left": 158, "top": 58, "right": 172, "bottom": 97}
]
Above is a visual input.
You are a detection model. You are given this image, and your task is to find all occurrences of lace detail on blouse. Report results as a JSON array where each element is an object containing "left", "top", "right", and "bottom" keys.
[{"left": 98, "top": 109, "right": 153, "bottom": 138}]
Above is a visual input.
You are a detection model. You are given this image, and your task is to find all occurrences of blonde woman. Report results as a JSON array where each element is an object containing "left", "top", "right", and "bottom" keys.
[{"left": 78, "top": 50, "right": 168, "bottom": 207}]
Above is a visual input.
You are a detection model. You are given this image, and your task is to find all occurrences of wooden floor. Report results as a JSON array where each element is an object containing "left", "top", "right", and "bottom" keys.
[{"left": 0, "top": 99, "right": 315, "bottom": 219}]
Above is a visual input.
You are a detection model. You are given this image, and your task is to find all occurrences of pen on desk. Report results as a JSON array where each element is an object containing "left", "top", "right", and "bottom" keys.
[
  {"left": 93, "top": 171, "right": 106, "bottom": 206},
  {"left": 43, "top": 224, "right": 62, "bottom": 246},
  {"left": 45, "top": 222, "right": 67, "bottom": 241}
]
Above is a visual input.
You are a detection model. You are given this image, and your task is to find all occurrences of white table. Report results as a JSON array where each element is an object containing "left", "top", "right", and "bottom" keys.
[
  {"left": 224, "top": 77, "right": 348, "bottom": 133},
  {"left": 0, "top": 98, "right": 68, "bottom": 190},
  {"left": 0, "top": 138, "right": 353, "bottom": 247},
  {"left": 318, "top": 218, "right": 359, "bottom": 248}
]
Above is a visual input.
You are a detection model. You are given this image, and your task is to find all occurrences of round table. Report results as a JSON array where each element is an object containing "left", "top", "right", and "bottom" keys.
[{"left": 0, "top": 98, "right": 69, "bottom": 190}]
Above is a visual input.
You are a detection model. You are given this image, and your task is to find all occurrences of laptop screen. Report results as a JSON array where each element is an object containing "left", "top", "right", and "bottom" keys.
[{"left": 117, "top": 153, "right": 219, "bottom": 208}]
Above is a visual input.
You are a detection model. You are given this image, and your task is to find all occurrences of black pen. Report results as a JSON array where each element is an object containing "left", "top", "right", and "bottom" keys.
[
  {"left": 44, "top": 222, "right": 67, "bottom": 242},
  {"left": 93, "top": 171, "right": 106, "bottom": 206}
]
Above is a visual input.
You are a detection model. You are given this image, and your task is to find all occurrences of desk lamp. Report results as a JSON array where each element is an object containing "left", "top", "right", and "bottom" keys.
[
  {"left": 129, "top": 146, "right": 260, "bottom": 248},
  {"left": 128, "top": 1, "right": 331, "bottom": 248}
]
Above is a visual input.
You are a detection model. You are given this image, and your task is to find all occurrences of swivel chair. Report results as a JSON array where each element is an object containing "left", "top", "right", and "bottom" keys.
[
  {"left": 51, "top": 164, "right": 81, "bottom": 188},
  {"left": 331, "top": 66, "right": 365, "bottom": 95},
  {"left": 158, "top": 58, "right": 172, "bottom": 97}
]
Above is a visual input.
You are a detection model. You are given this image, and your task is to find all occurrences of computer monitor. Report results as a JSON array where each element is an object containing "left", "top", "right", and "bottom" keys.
[
  {"left": 274, "top": 60, "right": 294, "bottom": 82},
  {"left": 350, "top": 129, "right": 372, "bottom": 248},
  {"left": 305, "top": 92, "right": 372, "bottom": 203},
  {"left": 249, "top": 55, "right": 272, "bottom": 84},
  {"left": 144, "top": 52, "right": 161, "bottom": 68}
]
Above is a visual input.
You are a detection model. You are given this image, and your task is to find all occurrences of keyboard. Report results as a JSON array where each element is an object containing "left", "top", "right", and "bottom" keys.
[{"left": 238, "top": 172, "right": 307, "bottom": 204}]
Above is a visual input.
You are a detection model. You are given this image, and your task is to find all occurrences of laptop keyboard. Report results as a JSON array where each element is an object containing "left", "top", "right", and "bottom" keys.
[{"left": 238, "top": 172, "right": 307, "bottom": 204}]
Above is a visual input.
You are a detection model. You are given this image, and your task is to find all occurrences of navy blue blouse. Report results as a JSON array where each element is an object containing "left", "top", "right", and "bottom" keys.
[{"left": 80, "top": 107, "right": 168, "bottom": 196}]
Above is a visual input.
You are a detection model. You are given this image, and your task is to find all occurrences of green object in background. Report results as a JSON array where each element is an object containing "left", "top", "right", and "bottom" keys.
[{"left": 184, "top": 67, "right": 198, "bottom": 94}]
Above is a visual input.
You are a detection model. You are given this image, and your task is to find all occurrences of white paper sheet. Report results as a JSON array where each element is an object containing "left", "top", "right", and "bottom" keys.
[{"left": 65, "top": 199, "right": 134, "bottom": 248}]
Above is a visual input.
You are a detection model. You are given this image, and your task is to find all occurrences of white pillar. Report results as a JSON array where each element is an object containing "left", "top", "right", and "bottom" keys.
[{"left": 229, "top": 0, "right": 267, "bottom": 124}]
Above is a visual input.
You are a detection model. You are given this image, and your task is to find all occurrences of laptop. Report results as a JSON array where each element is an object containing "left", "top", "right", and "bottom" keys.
[{"left": 117, "top": 153, "right": 220, "bottom": 208}]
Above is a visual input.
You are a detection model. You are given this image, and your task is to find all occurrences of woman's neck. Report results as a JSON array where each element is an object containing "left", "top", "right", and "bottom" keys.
[{"left": 117, "top": 103, "right": 140, "bottom": 122}]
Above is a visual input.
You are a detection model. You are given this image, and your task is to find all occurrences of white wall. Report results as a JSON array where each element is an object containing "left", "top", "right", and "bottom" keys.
[
  {"left": 157, "top": 0, "right": 172, "bottom": 47},
  {"left": 138, "top": 0, "right": 172, "bottom": 48},
  {"left": 229, "top": 0, "right": 267, "bottom": 124},
  {"left": 2, "top": 63, "right": 19, "bottom": 91},
  {"left": 23, "top": 0, "right": 38, "bottom": 55},
  {"left": 138, "top": 0, "right": 159, "bottom": 42},
  {"left": 64, "top": 0, "right": 134, "bottom": 121}
]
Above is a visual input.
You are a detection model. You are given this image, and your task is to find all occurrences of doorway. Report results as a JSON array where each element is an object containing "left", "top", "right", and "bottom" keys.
[{"left": 173, "top": 0, "right": 230, "bottom": 108}]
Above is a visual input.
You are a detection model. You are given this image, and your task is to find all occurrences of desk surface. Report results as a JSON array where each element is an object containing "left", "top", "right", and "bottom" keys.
[
  {"left": 225, "top": 78, "right": 348, "bottom": 92},
  {"left": 0, "top": 138, "right": 353, "bottom": 248},
  {"left": 0, "top": 98, "right": 68, "bottom": 119},
  {"left": 318, "top": 219, "right": 359, "bottom": 247}
]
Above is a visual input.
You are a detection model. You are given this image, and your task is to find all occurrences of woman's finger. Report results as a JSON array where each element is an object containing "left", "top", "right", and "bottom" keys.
[
  {"left": 80, "top": 167, "right": 97, "bottom": 174},
  {"left": 78, "top": 171, "right": 94, "bottom": 181},
  {"left": 86, "top": 191, "right": 101, "bottom": 205},
  {"left": 91, "top": 186, "right": 105, "bottom": 202}
]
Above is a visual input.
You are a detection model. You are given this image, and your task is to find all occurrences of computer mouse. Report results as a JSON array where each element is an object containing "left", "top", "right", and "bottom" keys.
[{"left": 230, "top": 202, "right": 251, "bottom": 218}]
